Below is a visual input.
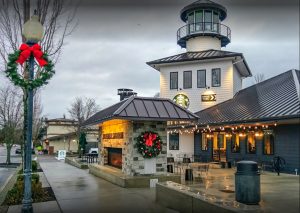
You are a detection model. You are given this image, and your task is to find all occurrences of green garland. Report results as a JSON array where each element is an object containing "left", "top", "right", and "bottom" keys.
[
  {"left": 5, "top": 50, "right": 55, "bottom": 90},
  {"left": 135, "top": 131, "right": 162, "bottom": 158}
]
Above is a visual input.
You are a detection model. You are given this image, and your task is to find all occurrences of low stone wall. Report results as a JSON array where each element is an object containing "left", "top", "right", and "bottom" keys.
[
  {"left": 156, "top": 182, "right": 259, "bottom": 213},
  {"left": 65, "top": 157, "right": 88, "bottom": 169},
  {"left": 89, "top": 164, "right": 181, "bottom": 188},
  {"left": 0, "top": 165, "right": 21, "bottom": 205}
]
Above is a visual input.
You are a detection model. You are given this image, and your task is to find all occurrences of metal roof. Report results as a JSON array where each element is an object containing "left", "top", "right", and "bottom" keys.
[
  {"left": 83, "top": 96, "right": 199, "bottom": 126},
  {"left": 180, "top": 0, "right": 227, "bottom": 22},
  {"left": 146, "top": 49, "right": 252, "bottom": 77},
  {"left": 196, "top": 70, "right": 300, "bottom": 125}
]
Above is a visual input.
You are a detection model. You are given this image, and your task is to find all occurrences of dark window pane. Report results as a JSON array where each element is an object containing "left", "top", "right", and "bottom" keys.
[
  {"left": 183, "top": 71, "right": 192, "bottom": 89},
  {"left": 169, "top": 133, "right": 179, "bottom": 150},
  {"left": 263, "top": 134, "right": 274, "bottom": 155},
  {"left": 188, "top": 12, "right": 194, "bottom": 33},
  {"left": 212, "top": 68, "right": 221, "bottom": 87},
  {"left": 213, "top": 12, "right": 219, "bottom": 32},
  {"left": 170, "top": 72, "right": 178, "bottom": 89},
  {"left": 197, "top": 70, "right": 206, "bottom": 88},
  {"left": 195, "top": 10, "right": 203, "bottom": 31},
  {"left": 204, "top": 10, "right": 212, "bottom": 30}
]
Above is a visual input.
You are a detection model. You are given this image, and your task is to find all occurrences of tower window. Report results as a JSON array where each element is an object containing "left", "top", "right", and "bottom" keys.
[
  {"left": 188, "top": 12, "right": 194, "bottom": 33},
  {"left": 195, "top": 10, "right": 203, "bottom": 31},
  {"left": 204, "top": 10, "right": 212, "bottom": 30},
  {"left": 212, "top": 68, "right": 221, "bottom": 87},
  {"left": 170, "top": 72, "right": 178, "bottom": 90},
  {"left": 183, "top": 71, "right": 192, "bottom": 89},
  {"left": 197, "top": 70, "right": 206, "bottom": 88},
  {"left": 213, "top": 11, "right": 219, "bottom": 32}
]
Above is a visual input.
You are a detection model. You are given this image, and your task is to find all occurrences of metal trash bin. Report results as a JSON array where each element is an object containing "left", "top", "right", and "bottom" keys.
[
  {"left": 227, "top": 161, "right": 232, "bottom": 168},
  {"left": 185, "top": 168, "right": 193, "bottom": 181},
  {"left": 235, "top": 161, "right": 260, "bottom": 204},
  {"left": 167, "top": 165, "right": 173, "bottom": 173}
]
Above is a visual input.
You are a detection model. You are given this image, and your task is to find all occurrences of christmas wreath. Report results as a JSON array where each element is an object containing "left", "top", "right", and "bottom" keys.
[
  {"left": 135, "top": 131, "right": 162, "bottom": 158},
  {"left": 5, "top": 43, "right": 55, "bottom": 90}
]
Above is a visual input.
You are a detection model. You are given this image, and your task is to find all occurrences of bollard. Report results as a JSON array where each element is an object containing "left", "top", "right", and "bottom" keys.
[{"left": 235, "top": 161, "right": 260, "bottom": 204}]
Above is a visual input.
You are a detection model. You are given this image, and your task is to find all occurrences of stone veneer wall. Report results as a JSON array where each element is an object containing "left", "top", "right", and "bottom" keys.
[
  {"left": 123, "top": 121, "right": 168, "bottom": 176},
  {"left": 99, "top": 119, "right": 168, "bottom": 176}
]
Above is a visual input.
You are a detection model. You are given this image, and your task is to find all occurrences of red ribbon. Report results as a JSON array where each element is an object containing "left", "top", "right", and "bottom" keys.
[
  {"left": 143, "top": 133, "right": 157, "bottom": 147},
  {"left": 16, "top": 43, "right": 47, "bottom": 67}
]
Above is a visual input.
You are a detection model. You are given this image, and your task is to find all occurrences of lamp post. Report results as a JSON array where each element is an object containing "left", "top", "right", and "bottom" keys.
[{"left": 22, "top": 11, "right": 44, "bottom": 213}]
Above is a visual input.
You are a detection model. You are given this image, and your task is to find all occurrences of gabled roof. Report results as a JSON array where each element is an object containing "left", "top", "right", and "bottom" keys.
[
  {"left": 146, "top": 49, "right": 252, "bottom": 77},
  {"left": 83, "top": 96, "right": 199, "bottom": 126},
  {"left": 195, "top": 70, "right": 300, "bottom": 125}
]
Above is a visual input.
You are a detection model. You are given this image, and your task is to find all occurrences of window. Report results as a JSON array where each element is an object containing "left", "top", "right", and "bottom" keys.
[
  {"left": 263, "top": 134, "right": 274, "bottom": 155},
  {"left": 204, "top": 10, "right": 212, "bottom": 30},
  {"left": 212, "top": 68, "right": 221, "bottom": 87},
  {"left": 183, "top": 71, "right": 192, "bottom": 89},
  {"left": 217, "top": 133, "right": 225, "bottom": 149},
  {"left": 188, "top": 12, "right": 194, "bottom": 33},
  {"left": 169, "top": 133, "right": 179, "bottom": 150},
  {"left": 170, "top": 72, "right": 178, "bottom": 89},
  {"left": 213, "top": 11, "right": 219, "bottom": 32},
  {"left": 197, "top": 70, "right": 206, "bottom": 88},
  {"left": 201, "top": 133, "right": 208, "bottom": 151},
  {"left": 231, "top": 134, "right": 240, "bottom": 153},
  {"left": 195, "top": 10, "right": 203, "bottom": 31},
  {"left": 246, "top": 133, "right": 256, "bottom": 154}
]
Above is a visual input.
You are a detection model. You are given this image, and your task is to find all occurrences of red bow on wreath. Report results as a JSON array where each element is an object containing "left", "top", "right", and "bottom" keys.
[
  {"left": 143, "top": 133, "right": 157, "bottom": 147},
  {"left": 16, "top": 43, "right": 47, "bottom": 67}
]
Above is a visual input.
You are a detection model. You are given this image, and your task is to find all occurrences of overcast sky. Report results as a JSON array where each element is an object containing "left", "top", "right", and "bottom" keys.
[{"left": 2, "top": 0, "right": 299, "bottom": 119}]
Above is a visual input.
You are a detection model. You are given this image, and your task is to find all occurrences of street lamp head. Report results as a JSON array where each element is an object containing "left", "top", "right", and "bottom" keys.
[{"left": 23, "top": 10, "right": 44, "bottom": 43}]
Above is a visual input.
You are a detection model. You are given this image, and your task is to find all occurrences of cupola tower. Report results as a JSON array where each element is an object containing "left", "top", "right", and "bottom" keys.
[{"left": 177, "top": 0, "right": 231, "bottom": 52}]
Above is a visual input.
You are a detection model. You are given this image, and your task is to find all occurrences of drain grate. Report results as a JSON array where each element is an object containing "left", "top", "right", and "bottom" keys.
[{"left": 219, "top": 189, "right": 235, "bottom": 193}]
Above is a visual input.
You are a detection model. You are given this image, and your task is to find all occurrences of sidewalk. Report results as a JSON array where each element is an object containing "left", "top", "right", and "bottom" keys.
[{"left": 38, "top": 156, "right": 177, "bottom": 213}]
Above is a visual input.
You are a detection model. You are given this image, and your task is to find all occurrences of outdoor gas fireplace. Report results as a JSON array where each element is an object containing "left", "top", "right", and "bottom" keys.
[{"left": 106, "top": 147, "right": 122, "bottom": 169}]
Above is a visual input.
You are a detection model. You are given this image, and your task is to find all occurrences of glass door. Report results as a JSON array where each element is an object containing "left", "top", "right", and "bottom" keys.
[{"left": 212, "top": 132, "right": 226, "bottom": 162}]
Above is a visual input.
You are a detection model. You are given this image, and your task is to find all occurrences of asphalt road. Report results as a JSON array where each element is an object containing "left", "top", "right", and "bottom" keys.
[{"left": 0, "top": 145, "right": 22, "bottom": 189}]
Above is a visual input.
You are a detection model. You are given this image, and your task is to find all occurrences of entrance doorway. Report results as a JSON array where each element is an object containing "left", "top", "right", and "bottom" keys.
[{"left": 212, "top": 132, "right": 226, "bottom": 162}]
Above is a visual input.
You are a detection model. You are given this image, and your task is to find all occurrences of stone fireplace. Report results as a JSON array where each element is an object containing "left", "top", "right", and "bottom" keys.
[{"left": 99, "top": 119, "right": 168, "bottom": 176}]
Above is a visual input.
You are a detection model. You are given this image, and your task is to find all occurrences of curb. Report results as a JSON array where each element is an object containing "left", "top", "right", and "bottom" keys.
[{"left": 0, "top": 165, "right": 22, "bottom": 206}]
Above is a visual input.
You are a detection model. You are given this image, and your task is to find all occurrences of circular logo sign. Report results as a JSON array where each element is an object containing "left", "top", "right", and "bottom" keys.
[{"left": 173, "top": 94, "right": 190, "bottom": 109}]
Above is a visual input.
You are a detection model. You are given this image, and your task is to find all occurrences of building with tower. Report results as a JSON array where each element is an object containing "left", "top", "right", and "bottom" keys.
[{"left": 147, "top": 0, "right": 252, "bottom": 158}]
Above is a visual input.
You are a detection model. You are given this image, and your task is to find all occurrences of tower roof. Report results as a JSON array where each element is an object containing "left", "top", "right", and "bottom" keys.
[{"left": 180, "top": 0, "right": 227, "bottom": 22}]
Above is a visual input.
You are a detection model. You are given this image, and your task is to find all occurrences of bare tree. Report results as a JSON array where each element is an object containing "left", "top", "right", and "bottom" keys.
[
  {"left": 253, "top": 73, "right": 265, "bottom": 84},
  {"left": 32, "top": 91, "right": 43, "bottom": 146},
  {"left": 0, "top": 0, "right": 78, "bottom": 68},
  {"left": 0, "top": 86, "right": 23, "bottom": 164},
  {"left": 154, "top": 92, "right": 160, "bottom": 98},
  {"left": 68, "top": 97, "right": 100, "bottom": 151}
]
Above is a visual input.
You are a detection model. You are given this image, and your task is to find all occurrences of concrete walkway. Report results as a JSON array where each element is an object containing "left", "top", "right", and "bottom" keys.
[{"left": 38, "top": 156, "right": 177, "bottom": 213}]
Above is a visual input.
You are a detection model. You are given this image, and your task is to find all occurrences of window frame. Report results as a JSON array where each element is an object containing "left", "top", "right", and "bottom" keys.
[
  {"left": 170, "top": 72, "right": 178, "bottom": 90},
  {"left": 197, "top": 69, "right": 206, "bottom": 88},
  {"left": 231, "top": 134, "right": 240, "bottom": 153},
  {"left": 211, "top": 68, "right": 221, "bottom": 87},
  {"left": 183, "top": 71, "right": 192, "bottom": 89},
  {"left": 246, "top": 133, "right": 256, "bottom": 154},
  {"left": 263, "top": 134, "right": 275, "bottom": 155},
  {"left": 201, "top": 133, "right": 208, "bottom": 151},
  {"left": 169, "top": 133, "right": 179, "bottom": 150}
]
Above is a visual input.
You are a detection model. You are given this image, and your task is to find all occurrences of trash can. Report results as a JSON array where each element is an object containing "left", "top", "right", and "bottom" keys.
[
  {"left": 227, "top": 161, "right": 232, "bottom": 168},
  {"left": 185, "top": 168, "right": 193, "bottom": 181},
  {"left": 167, "top": 164, "right": 173, "bottom": 173},
  {"left": 221, "top": 161, "right": 226, "bottom": 168},
  {"left": 235, "top": 161, "right": 260, "bottom": 204}
]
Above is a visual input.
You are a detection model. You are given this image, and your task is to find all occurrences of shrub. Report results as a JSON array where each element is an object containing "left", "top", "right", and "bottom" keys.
[
  {"left": 32, "top": 160, "right": 38, "bottom": 172},
  {"left": 4, "top": 173, "right": 49, "bottom": 205}
]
